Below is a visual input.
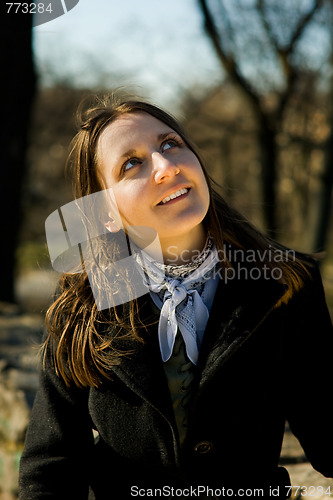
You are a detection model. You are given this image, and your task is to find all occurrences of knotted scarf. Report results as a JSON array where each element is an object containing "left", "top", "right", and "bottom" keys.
[{"left": 133, "top": 238, "right": 220, "bottom": 364}]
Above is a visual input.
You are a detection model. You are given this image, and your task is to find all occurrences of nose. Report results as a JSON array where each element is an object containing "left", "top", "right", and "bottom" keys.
[{"left": 152, "top": 152, "right": 180, "bottom": 183}]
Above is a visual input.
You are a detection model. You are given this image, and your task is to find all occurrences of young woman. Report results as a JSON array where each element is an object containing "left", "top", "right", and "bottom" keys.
[{"left": 19, "top": 96, "right": 333, "bottom": 499}]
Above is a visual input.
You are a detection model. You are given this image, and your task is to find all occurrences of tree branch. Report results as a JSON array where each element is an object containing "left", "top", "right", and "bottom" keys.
[
  {"left": 256, "top": 0, "right": 280, "bottom": 54},
  {"left": 288, "top": 0, "right": 324, "bottom": 53},
  {"left": 197, "top": 0, "right": 262, "bottom": 113},
  {"left": 256, "top": 0, "right": 324, "bottom": 122},
  {"left": 257, "top": 0, "right": 324, "bottom": 78}
]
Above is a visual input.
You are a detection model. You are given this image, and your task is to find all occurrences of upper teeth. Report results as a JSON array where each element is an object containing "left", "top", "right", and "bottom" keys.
[{"left": 161, "top": 188, "right": 188, "bottom": 204}]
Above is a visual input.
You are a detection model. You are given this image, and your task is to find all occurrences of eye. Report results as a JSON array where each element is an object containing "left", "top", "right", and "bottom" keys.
[
  {"left": 161, "top": 137, "right": 182, "bottom": 153},
  {"left": 122, "top": 157, "right": 142, "bottom": 173}
]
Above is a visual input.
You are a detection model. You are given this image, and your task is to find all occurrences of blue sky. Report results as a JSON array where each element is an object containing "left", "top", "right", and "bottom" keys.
[{"left": 32, "top": 0, "right": 223, "bottom": 109}]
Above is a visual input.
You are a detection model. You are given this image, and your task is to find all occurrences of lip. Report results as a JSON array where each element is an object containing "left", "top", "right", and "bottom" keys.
[{"left": 156, "top": 185, "right": 191, "bottom": 206}]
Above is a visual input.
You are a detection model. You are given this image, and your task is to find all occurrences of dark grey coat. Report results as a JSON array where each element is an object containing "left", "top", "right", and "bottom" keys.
[{"left": 19, "top": 262, "right": 333, "bottom": 499}]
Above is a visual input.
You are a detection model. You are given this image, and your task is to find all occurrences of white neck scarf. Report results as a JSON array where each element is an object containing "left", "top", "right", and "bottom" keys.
[{"left": 133, "top": 242, "right": 219, "bottom": 364}]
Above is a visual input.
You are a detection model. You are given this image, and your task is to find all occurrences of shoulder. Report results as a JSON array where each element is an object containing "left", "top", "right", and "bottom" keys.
[
  {"left": 290, "top": 253, "right": 325, "bottom": 296},
  {"left": 282, "top": 254, "right": 331, "bottom": 324}
]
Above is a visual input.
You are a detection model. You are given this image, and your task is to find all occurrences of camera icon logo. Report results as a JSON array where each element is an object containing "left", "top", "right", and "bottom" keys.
[
  {"left": 33, "top": 0, "right": 80, "bottom": 27},
  {"left": 45, "top": 189, "right": 164, "bottom": 310}
]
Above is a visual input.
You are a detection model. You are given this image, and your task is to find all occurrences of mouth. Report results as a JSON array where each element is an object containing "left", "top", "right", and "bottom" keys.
[{"left": 157, "top": 187, "right": 190, "bottom": 206}]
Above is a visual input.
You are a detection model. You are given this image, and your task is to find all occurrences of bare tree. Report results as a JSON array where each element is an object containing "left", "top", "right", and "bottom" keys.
[{"left": 197, "top": 0, "right": 331, "bottom": 240}]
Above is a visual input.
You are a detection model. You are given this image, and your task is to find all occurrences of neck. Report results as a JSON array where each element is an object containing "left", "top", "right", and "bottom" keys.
[
  {"left": 128, "top": 224, "right": 207, "bottom": 265},
  {"left": 159, "top": 226, "right": 207, "bottom": 265}
]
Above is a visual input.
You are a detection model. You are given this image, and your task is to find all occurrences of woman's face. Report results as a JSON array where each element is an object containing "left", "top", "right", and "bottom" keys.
[{"left": 96, "top": 112, "right": 210, "bottom": 252}]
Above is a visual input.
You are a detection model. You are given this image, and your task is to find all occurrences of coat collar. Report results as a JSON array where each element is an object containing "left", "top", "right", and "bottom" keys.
[{"left": 110, "top": 271, "right": 287, "bottom": 418}]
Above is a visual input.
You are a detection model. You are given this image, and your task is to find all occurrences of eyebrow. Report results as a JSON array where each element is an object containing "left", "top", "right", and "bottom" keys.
[{"left": 120, "top": 131, "right": 177, "bottom": 159}]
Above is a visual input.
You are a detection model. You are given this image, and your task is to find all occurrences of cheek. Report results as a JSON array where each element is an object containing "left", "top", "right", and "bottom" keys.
[
  {"left": 113, "top": 186, "right": 146, "bottom": 224},
  {"left": 198, "top": 174, "right": 211, "bottom": 216},
  {"left": 187, "top": 154, "right": 208, "bottom": 185},
  {"left": 195, "top": 165, "right": 210, "bottom": 201}
]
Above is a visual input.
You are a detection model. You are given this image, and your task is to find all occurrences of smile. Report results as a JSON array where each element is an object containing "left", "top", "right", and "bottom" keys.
[{"left": 159, "top": 188, "right": 189, "bottom": 205}]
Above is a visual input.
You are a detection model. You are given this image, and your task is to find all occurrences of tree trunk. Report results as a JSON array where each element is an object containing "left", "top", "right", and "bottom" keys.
[
  {"left": 312, "top": 125, "right": 333, "bottom": 252},
  {"left": 0, "top": 9, "right": 36, "bottom": 303},
  {"left": 197, "top": 0, "right": 279, "bottom": 236},
  {"left": 257, "top": 116, "right": 278, "bottom": 238}
]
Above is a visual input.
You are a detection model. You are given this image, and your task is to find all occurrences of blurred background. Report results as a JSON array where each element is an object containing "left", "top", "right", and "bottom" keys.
[{"left": 1, "top": 0, "right": 333, "bottom": 498}]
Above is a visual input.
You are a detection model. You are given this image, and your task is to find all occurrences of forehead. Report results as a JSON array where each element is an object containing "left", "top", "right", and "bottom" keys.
[{"left": 97, "top": 112, "right": 174, "bottom": 157}]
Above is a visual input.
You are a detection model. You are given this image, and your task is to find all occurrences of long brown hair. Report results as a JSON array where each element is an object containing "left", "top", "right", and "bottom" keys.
[{"left": 44, "top": 94, "right": 312, "bottom": 388}]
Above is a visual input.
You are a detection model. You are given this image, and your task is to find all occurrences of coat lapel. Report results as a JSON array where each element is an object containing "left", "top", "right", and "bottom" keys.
[
  {"left": 197, "top": 273, "right": 287, "bottom": 388},
  {"left": 110, "top": 298, "right": 176, "bottom": 426}
]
